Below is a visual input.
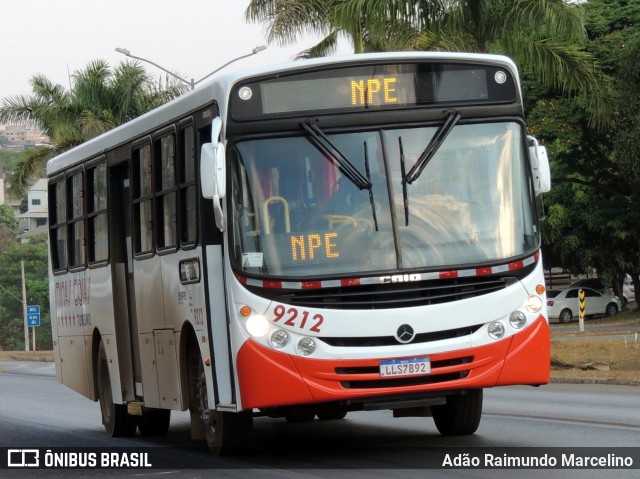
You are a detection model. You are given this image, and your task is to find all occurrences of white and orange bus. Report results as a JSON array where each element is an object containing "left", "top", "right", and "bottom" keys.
[{"left": 47, "top": 52, "right": 551, "bottom": 454}]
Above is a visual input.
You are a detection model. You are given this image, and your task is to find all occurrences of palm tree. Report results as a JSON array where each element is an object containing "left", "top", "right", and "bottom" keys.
[
  {"left": 0, "top": 60, "right": 187, "bottom": 195},
  {"left": 245, "top": 0, "right": 365, "bottom": 58},
  {"left": 246, "top": 0, "right": 611, "bottom": 127}
]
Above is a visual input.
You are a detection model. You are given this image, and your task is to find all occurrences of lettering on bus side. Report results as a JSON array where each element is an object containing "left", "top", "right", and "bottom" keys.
[
  {"left": 54, "top": 277, "right": 91, "bottom": 308},
  {"left": 54, "top": 276, "right": 92, "bottom": 329}
]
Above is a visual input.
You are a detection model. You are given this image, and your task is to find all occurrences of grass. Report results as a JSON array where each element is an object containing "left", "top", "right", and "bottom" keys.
[
  {"left": 0, "top": 350, "right": 53, "bottom": 362},
  {"left": 550, "top": 310, "right": 640, "bottom": 385}
]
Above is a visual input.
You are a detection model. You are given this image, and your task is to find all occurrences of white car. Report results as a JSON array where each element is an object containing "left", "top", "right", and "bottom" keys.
[{"left": 547, "top": 287, "right": 621, "bottom": 324}]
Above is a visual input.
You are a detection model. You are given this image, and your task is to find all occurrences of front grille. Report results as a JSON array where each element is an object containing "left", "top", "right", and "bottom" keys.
[
  {"left": 320, "top": 324, "right": 483, "bottom": 347},
  {"left": 340, "top": 371, "right": 470, "bottom": 389},
  {"left": 274, "top": 276, "right": 511, "bottom": 310}
]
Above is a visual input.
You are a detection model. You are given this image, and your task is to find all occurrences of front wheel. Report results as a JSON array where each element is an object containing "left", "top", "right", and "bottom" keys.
[
  {"left": 605, "top": 302, "right": 619, "bottom": 316},
  {"left": 197, "top": 367, "right": 252, "bottom": 455},
  {"left": 432, "top": 389, "right": 482, "bottom": 436},
  {"left": 96, "top": 340, "right": 137, "bottom": 437}
]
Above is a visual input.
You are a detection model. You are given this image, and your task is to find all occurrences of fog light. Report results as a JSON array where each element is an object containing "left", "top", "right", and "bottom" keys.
[
  {"left": 246, "top": 314, "right": 269, "bottom": 337},
  {"left": 270, "top": 330, "right": 289, "bottom": 349},
  {"left": 488, "top": 321, "right": 505, "bottom": 340},
  {"left": 526, "top": 295, "right": 543, "bottom": 313},
  {"left": 509, "top": 311, "right": 527, "bottom": 329},
  {"left": 297, "top": 338, "right": 316, "bottom": 356}
]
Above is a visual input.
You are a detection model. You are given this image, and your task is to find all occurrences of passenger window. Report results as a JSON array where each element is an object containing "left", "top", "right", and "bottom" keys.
[
  {"left": 68, "top": 172, "right": 86, "bottom": 268},
  {"left": 179, "top": 125, "right": 197, "bottom": 246},
  {"left": 49, "top": 180, "right": 68, "bottom": 271},
  {"left": 155, "top": 133, "right": 177, "bottom": 250},
  {"left": 87, "top": 162, "right": 108, "bottom": 263},
  {"left": 133, "top": 143, "right": 154, "bottom": 255}
]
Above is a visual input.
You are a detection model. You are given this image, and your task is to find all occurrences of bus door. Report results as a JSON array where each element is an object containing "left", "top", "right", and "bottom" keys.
[{"left": 109, "top": 161, "right": 143, "bottom": 401}]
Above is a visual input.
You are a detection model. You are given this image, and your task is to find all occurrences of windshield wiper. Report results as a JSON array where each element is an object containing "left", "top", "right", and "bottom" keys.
[
  {"left": 404, "top": 109, "right": 461, "bottom": 185},
  {"left": 363, "top": 141, "right": 379, "bottom": 231},
  {"left": 398, "top": 137, "right": 410, "bottom": 226},
  {"left": 302, "top": 119, "right": 371, "bottom": 190}
]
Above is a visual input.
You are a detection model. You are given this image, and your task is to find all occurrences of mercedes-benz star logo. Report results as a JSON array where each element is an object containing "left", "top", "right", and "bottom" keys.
[{"left": 395, "top": 324, "right": 415, "bottom": 344}]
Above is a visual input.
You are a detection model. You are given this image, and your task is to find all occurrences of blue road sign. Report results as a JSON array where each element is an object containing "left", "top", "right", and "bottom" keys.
[{"left": 27, "top": 305, "right": 40, "bottom": 327}]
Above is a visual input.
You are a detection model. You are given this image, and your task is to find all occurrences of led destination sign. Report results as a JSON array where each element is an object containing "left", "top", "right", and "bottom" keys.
[
  {"left": 252, "top": 229, "right": 369, "bottom": 271},
  {"left": 231, "top": 62, "right": 517, "bottom": 119}
]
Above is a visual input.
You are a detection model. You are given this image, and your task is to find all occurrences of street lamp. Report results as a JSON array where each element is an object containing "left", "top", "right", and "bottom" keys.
[{"left": 115, "top": 45, "right": 267, "bottom": 90}]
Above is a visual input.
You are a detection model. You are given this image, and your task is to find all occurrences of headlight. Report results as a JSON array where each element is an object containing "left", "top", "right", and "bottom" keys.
[
  {"left": 297, "top": 338, "right": 316, "bottom": 356},
  {"left": 270, "top": 330, "right": 289, "bottom": 349},
  {"left": 488, "top": 321, "right": 505, "bottom": 340},
  {"left": 526, "top": 295, "right": 543, "bottom": 313},
  {"left": 509, "top": 311, "right": 527, "bottom": 329},
  {"left": 246, "top": 314, "right": 269, "bottom": 337}
]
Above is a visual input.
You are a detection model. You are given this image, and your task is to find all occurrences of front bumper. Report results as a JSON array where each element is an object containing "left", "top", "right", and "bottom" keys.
[{"left": 236, "top": 315, "right": 550, "bottom": 409}]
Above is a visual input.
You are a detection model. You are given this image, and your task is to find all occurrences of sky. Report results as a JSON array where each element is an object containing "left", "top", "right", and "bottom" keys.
[{"left": 1, "top": 0, "right": 350, "bottom": 98}]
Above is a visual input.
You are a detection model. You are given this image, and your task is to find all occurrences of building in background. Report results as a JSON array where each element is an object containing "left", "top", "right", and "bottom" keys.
[
  {"left": 0, "top": 123, "right": 50, "bottom": 151},
  {"left": 17, "top": 178, "right": 48, "bottom": 243}
]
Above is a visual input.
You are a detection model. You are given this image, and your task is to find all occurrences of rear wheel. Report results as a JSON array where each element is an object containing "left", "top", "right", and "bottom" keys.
[
  {"left": 96, "top": 340, "right": 137, "bottom": 437},
  {"left": 432, "top": 389, "right": 482, "bottom": 436},
  {"left": 559, "top": 308, "right": 573, "bottom": 324}
]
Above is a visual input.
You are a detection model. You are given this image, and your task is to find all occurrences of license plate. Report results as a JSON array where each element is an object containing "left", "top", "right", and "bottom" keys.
[{"left": 380, "top": 357, "right": 431, "bottom": 377}]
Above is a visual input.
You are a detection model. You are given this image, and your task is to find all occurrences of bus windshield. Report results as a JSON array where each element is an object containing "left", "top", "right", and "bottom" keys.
[{"left": 228, "top": 121, "right": 537, "bottom": 278}]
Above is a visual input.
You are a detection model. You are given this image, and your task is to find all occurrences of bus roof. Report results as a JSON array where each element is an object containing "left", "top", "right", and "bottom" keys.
[{"left": 46, "top": 51, "right": 519, "bottom": 176}]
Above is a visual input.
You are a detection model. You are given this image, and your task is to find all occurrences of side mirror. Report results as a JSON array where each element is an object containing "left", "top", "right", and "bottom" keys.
[
  {"left": 200, "top": 116, "right": 227, "bottom": 230},
  {"left": 528, "top": 136, "right": 551, "bottom": 194},
  {"left": 200, "top": 143, "right": 215, "bottom": 199}
]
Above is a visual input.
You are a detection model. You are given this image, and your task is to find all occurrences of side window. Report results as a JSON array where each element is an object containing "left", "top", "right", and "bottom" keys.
[
  {"left": 87, "top": 162, "right": 108, "bottom": 263},
  {"left": 179, "top": 125, "right": 198, "bottom": 246},
  {"left": 155, "top": 133, "right": 177, "bottom": 250},
  {"left": 133, "top": 143, "right": 154, "bottom": 255},
  {"left": 49, "top": 180, "right": 68, "bottom": 272},
  {"left": 68, "top": 172, "right": 86, "bottom": 268},
  {"left": 566, "top": 289, "right": 578, "bottom": 299}
]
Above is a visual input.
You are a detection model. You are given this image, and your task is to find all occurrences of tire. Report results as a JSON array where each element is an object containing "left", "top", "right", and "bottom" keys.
[
  {"left": 285, "top": 411, "right": 316, "bottom": 423},
  {"left": 317, "top": 410, "right": 348, "bottom": 421},
  {"left": 559, "top": 308, "right": 573, "bottom": 324},
  {"left": 196, "top": 364, "right": 252, "bottom": 455},
  {"left": 96, "top": 340, "right": 137, "bottom": 437},
  {"left": 432, "top": 389, "right": 482, "bottom": 436},
  {"left": 605, "top": 302, "right": 619, "bottom": 316},
  {"left": 316, "top": 406, "right": 348, "bottom": 421},
  {"left": 137, "top": 409, "right": 171, "bottom": 436}
]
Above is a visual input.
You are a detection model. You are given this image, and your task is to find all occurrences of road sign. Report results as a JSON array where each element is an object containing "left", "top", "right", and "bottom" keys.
[{"left": 27, "top": 305, "right": 40, "bottom": 327}]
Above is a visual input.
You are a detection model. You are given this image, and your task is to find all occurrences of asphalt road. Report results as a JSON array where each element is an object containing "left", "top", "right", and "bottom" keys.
[{"left": 0, "top": 361, "right": 638, "bottom": 478}]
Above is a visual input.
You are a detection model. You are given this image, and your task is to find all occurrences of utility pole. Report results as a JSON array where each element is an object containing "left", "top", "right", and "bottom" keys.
[{"left": 22, "top": 260, "right": 29, "bottom": 351}]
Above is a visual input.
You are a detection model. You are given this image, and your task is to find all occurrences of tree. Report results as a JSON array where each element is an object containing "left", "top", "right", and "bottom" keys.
[
  {"left": 0, "top": 60, "right": 187, "bottom": 196},
  {"left": 522, "top": 0, "right": 640, "bottom": 306},
  {"left": 247, "top": 0, "right": 611, "bottom": 128},
  {"left": 0, "top": 235, "right": 50, "bottom": 351},
  {"left": 245, "top": 0, "right": 364, "bottom": 58},
  {"left": 0, "top": 204, "right": 19, "bottom": 254}
]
